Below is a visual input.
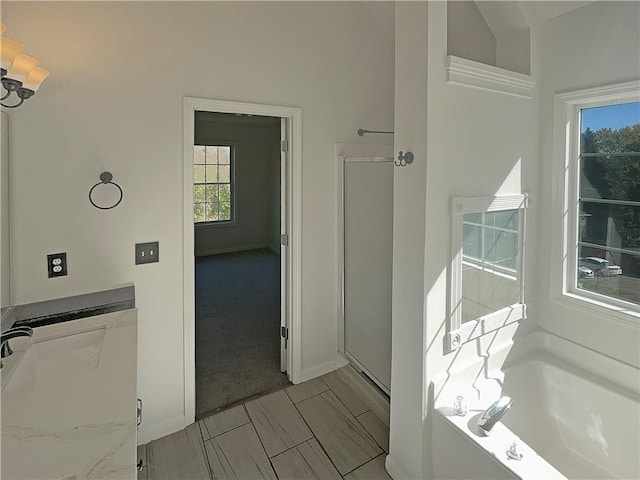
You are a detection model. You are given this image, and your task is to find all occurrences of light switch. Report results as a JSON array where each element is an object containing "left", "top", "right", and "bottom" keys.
[{"left": 135, "top": 242, "right": 159, "bottom": 265}]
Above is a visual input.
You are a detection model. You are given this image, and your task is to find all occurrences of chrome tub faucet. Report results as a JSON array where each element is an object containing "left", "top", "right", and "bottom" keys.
[{"left": 477, "top": 396, "right": 513, "bottom": 436}]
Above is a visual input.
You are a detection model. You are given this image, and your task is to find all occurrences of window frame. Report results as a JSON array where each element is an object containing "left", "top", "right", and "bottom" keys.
[
  {"left": 447, "top": 194, "right": 528, "bottom": 352},
  {"left": 552, "top": 81, "right": 640, "bottom": 325},
  {"left": 193, "top": 142, "right": 236, "bottom": 225}
]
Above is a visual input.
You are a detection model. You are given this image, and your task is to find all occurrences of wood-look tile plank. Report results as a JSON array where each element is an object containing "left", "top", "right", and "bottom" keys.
[
  {"left": 147, "top": 422, "right": 210, "bottom": 480},
  {"left": 270, "top": 439, "right": 342, "bottom": 480},
  {"left": 297, "top": 439, "right": 342, "bottom": 480},
  {"left": 137, "top": 444, "right": 148, "bottom": 480},
  {"left": 296, "top": 391, "right": 381, "bottom": 475},
  {"left": 285, "top": 377, "right": 330, "bottom": 403},
  {"left": 343, "top": 455, "right": 391, "bottom": 480},
  {"left": 245, "top": 389, "right": 313, "bottom": 457},
  {"left": 356, "top": 411, "right": 389, "bottom": 453},
  {"left": 321, "top": 372, "right": 369, "bottom": 417},
  {"left": 205, "top": 424, "right": 277, "bottom": 480},
  {"left": 270, "top": 447, "right": 318, "bottom": 479},
  {"left": 201, "top": 405, "right": 250, "bottom": 440}
]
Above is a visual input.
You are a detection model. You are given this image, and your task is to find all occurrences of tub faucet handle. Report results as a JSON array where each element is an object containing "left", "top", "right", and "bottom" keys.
[
  {"left": 453, "top": 395, "right": 467, "bottom": 416},
  {"left": 506, "top": 439, "right": 523, "bottom": 461}
]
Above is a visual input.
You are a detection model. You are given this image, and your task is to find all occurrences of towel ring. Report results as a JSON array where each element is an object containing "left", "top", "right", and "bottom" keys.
[{"left": 89, "top": 172, "right": 123, "bottom": 210}]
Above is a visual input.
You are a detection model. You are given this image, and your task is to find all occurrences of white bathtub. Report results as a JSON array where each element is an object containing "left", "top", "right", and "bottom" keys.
[{"left": 433, "top": 335, "right": 640, "bottom": 479}]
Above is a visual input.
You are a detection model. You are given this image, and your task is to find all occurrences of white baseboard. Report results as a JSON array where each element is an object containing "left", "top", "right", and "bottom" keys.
[
  {"left": 299, "top": 359, "right": 342, "bottom": 383},
  {"left": 335, "top": 362, "right": 390, "bottom": 426},
  {"left": 336, "top": 352, "right": 349, "bottom": 368},
  {"left": 137, "top": 413, "right": 188, "bottom": 445},
  {"left": 386, "top": 454, "right": 413, "bottom": 480},
  {"left": 194, "top": 244, "right": 269, "bottom": 257}
]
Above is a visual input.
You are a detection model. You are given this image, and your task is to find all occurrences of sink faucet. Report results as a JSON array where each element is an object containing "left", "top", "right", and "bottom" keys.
[
  {"left": 1, "top": 326, "right": 33, "bottom": 368},
  {"left": 477, "top": 396, "right": 513, "bottom": 436}
]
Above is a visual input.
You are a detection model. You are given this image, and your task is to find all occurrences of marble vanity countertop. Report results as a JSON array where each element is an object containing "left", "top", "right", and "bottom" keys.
[{"left": 1, "top": 309, "right": 138, "bottom": 480}]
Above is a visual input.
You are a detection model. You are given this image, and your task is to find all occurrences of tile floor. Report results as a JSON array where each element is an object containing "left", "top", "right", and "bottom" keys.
[{"left": 138, "top": 371, "right": 391, "bottom": 480}]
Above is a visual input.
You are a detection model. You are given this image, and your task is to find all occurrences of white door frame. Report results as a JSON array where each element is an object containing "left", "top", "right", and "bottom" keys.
[
  {"left": 183, "top": 97, "right": 302, "bottom": 424},
  {"left": 280, "top": 118, "right": 288, "bottom": 372}
]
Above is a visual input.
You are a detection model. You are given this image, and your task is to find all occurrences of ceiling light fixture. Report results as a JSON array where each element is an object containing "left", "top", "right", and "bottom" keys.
[{"left": 0, "top": 24, "right": 49, "bottom": 109}]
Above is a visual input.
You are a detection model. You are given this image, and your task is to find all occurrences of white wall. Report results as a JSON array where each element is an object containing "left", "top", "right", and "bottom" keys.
[
  {"left": 193, "top": 115, "right": 280, "bottom": 256},
  {"left": 389, "top": 2, "right": 539, "bottom": 478},
  {"left": 2, "top": 1, "right": 394, "bottom": 441},
  {"left": 387, "top": 3, "right": 429, "bottom": 478},
  {"left": 536, "top": 1, "right": 640, "bottom": 367},
  {"left": 447, "top": 1, "right": 496, "bottom": 67}
]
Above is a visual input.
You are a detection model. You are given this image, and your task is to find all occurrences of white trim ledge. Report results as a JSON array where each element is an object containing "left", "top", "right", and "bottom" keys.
[
  {"left": 446, "top": 55, "right": 535, "bottom": 99},
  {"left": 556, "top": 80, "right": 640, "bottom": 103},
  {"left": 447, "top": 303, "right": 526, "bottom": 352},
  {"left": 552, "top": 292, "right": 639, "bottom": 328}
]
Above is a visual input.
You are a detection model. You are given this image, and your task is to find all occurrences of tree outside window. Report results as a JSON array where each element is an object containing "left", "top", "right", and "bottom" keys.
[{"left": 578, "top": 102, "right": 640, "bottom": 305}]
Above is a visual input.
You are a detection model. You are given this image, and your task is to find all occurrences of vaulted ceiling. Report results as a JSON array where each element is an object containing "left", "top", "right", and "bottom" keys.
[{"left": 525, "top": 1, "right": 594, "bottom": 22}]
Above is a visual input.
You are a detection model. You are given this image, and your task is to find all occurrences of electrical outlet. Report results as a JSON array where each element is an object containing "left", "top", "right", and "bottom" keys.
[
  {"left": 135, "top": 242, "right": 159, "bottom": 265},
  {"left": 47, "top": 252, "right": 68, "bottom": 278}
]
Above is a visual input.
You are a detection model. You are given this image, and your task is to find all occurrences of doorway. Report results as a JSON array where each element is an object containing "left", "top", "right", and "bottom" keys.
[{"left": 183, "top": 98, "right": 302, "bottom": 422}]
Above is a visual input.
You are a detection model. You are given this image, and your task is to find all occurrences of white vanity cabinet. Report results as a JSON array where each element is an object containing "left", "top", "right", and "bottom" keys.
[{"left": 1, "top": 309, "right": 138, "bottom": 479}]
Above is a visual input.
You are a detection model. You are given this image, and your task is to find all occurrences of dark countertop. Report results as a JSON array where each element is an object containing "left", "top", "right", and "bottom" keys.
[{"left": 1, "top": 285, "right": 135, "bottom": 331}]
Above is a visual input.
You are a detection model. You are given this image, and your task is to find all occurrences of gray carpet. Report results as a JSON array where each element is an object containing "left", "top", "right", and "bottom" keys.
[{"left": 195, "top": 248, "right": 289, "bottom": 418}]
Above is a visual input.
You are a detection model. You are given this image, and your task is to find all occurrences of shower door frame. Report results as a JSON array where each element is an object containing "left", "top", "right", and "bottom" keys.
[{"left": 336, "top": 144, "right": 394, "bottom": 395}]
